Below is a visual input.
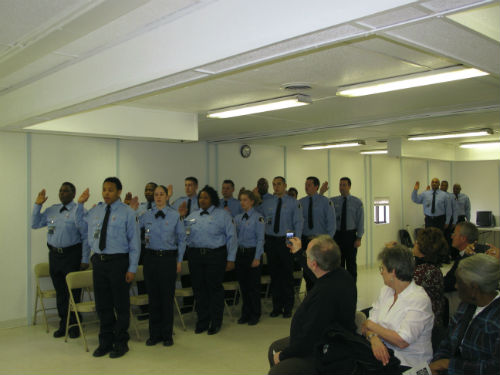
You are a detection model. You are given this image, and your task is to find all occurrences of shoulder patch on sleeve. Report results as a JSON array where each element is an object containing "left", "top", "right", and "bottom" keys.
[{"left": 259, "top": 217, "right": 265, "bottom": 223}]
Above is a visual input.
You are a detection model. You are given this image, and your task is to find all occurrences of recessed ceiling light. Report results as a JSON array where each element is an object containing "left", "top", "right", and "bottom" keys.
[{"left": 360, "top": 149, "right": 388, "bottom": 155}]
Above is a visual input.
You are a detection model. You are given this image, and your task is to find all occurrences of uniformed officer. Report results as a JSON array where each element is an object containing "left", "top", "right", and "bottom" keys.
[
  {"left": 234, "top": 190, "right": 265, "bottom": 325},
  {"left": 77, "top": 177, "right": 140, "bottom": 358},
  {"left": 255, "top": 177, "right": 273, "bottom": 201},
  {"left": 171, "top": 177, "right": 199, "bottom": 217},
  {"left": 31, "top": 182, "right": 89, "bottom": 339},
  {"left": 298, "top": 176, "right": 336, "bottom": 291},
  {"left": 287, "top": 187, "right": 298, "bottom": 200},
  {"left": 412, "top": 178, "right": 452, "bottom": 232},
  {"left": 440, "top": 180, "right": 455, "bottom": 261},
  {"left": 183, "top": 185, "right": 237, "bottom": 335},
  {"left": 220, "top": 179, "right": 243, "bottom": 217},
  {"left": 134, "top": 185, "right": 185, "bottom": 347},
  {"left": 452, "top": 184, "right": 471, "bottom": 223},
  {"left": 258, "top": 176, "right": 303, "bottom": 318},
  {"left": 330, "top": 177, "right": 364, "bottom": 283}
]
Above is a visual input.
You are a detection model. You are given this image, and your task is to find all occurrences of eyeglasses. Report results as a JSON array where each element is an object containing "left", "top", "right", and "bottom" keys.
[{"left": 378, "top": 265, "right": 384, "bottom": 274}]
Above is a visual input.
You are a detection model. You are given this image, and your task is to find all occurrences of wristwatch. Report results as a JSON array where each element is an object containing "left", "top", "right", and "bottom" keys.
[{"left": 367, "top": 332, "right": 378, "bottom": 341}]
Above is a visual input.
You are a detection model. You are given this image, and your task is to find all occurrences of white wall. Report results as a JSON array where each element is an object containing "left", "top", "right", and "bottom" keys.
[{"left": 2, "top": 131, "right": 499, "bottom": 325}]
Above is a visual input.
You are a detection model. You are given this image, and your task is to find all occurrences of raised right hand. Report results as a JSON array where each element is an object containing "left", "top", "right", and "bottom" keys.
[
  {"left": 35, "top": 189, "right": 48, "bottom": 205},
  {"left": 178, "top": 200, "right": 188, "bottom": 217},
  {"left": 414, "top": 181, "right": 420, "bottom": 190},
  {"left": 124, "top": 192, "right": 132, "bottom": 205},
  {"left": 319, "top": 181, "right": 329, "bottom": 195},
  {"left": 78, "top": 188, "right": 90, "bottom": 204}
]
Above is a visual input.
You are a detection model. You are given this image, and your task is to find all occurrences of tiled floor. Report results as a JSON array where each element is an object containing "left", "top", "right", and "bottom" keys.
[{"left": 0, "top": 266, "right": 390, "bottom": 375}]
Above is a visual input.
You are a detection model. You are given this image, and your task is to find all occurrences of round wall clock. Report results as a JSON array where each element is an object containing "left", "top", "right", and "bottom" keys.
[{"left": 240, "top": 144, "right": 251, "bottom": 158}]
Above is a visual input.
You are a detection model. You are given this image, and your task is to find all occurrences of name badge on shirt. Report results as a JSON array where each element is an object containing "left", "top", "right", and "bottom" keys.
[
  {"left": 266, "top": 216, "right": 272, "bottom": 225},
  {"left": 93, "top": 222, "right": 101, "bottom": 239},
  {"left": 48, "top": 217, "right": 56, "bottom": 235},
  {"left": 145, "top": 224, "right": 152, "bottom": 246}
]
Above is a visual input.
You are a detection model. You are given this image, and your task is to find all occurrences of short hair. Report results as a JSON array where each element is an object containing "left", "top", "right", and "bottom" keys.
[
  {"left": 457, "top": 254, "right": 500, "bottom": 294},
  {"left": 308, "top": 235, "right": 341, "bottom": 272},
  {"left": 288, "top": 187, "right": 298, "bottom": 196},
  {"left": 273, "top": 176, "right": 286, "bottom": 184},
  {"left": 340, "top": 177, "right": 352, "bottom": 186},
  {"left": 146, "top": 182, "right": 158, "bottom": 188},
  {"left": 441, "top": 180, "right": 448, "bottom": 184},
  {"left": 416, "top": 227, "right": 448, "bottom": 265},
  {"left": 239, "top": 189, "right": 256, "bottom": 204},
  {"left": 223, "top": 179, "right": 235, "bottom": 188},
  {"left": 185, "top": 177, "right": 198, "bottom": 185},
  {"left": 198, "top": 185, "right": 219, "bottom": 207},
  {"left": 457, "top": 222, "right": 478, "bottom": 243},
  {"left": 103, "top": 177, "right": 122, "bottom": 191},
  {"left": 307, "top": 176, "right": 320, "bottom": 187},
  {"left": 156, "top": 185, "right": 168, "bottom": 194},
  {"left": 378, "top": 244, "right": 414, "bottom": 282},
  {"left": 61, "top": 182, "right": 76, "bottom": 194}
]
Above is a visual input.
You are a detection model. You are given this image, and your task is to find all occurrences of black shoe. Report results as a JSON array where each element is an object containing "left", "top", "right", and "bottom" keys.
[
  {"left": 194, "top": 326, "right": 208, "bottom": 334},
  {"left": 93, "top": 346, "right": 112, "bottom": 357},
  {"left": 109, "top": 343, "right": 129, "bottom": 359},
  {"left": 69, "top": 327, "right": 80, "bottom": 339},
  {"left": 207, "top": 326, "right": 221, "bottom": 335},
  {"left": 283, "top": 311, "right": 292, "bottom": 318},
  {"left": 163, "top": 338, "right": 174, "bottom": 347},
  {"left": 237, "top": 317, "right": 249, "bottom": 324},
  {"left": 53, "top": 328, "right": 65, "bottom": 338},
  {"left": 146, "top": 337, "right": 162, "bottom": 346},
  {"left": 137, "top": 314, "right": 149, "bottom": 321},
  {"left": 269, "top": 310, "right": 281, "bottom": 318},
  {"left": 248, "top": 318, "right": 259, "bottom": 326}
]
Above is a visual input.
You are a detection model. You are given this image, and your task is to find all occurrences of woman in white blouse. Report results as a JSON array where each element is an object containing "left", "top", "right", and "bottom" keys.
[{"left": 362, "top": 244, "right": 434, "bottom": 370}]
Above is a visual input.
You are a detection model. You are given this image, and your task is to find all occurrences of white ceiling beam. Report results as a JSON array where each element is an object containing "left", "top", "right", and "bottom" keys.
[{"left": 0, "top": 0, "right": 414, "bottom": 130}]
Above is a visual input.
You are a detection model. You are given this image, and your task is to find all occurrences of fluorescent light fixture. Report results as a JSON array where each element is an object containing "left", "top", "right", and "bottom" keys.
[
  {"left": 207, "top": 94, "right": 311, "bottom": 119},
  {"left": 459, "top": 141, "right": 500, "bottom": 149},
  {"left": 408, "top": 128, "right": 492, "bottom": 141},
  {"left": 337, "top": 66, "right": 489, "bottom": 97},
  {"left": 360, "top": 149, "right": 388, "bottom": 155},
  {"left": 302, "top": 140, "right": 365, "bottom": 150}
]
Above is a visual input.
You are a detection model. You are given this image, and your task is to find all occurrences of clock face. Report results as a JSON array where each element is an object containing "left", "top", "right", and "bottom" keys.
[{"left": 240, "top": 144, "right": 251, "bottom": 158}]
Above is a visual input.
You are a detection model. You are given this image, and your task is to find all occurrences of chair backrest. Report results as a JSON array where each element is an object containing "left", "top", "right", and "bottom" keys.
[
  {"left": 34, "top": 262, "right": 50, "bottom": 278},
  {"left": 262, "top": 253, "right": 268, "bottom": 265},
  {"left": 135, "top": 265, "right": 144, "bottom": 282},
  {"left": 180, "top": 260, "right": 190, "bottom": 276},
  {"left": 398, "top": 229, "right": 413, "bottom": 248},
  {"left": 66, "top": 270, "right": 93, "bottom": 290}
]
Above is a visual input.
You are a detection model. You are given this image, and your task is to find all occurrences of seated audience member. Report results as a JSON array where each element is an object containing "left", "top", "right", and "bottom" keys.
[
  {"left": 413, "top": 228, "right": 447, "bottom": 328},
  {"left": 430, "top": 254, "right": 500, "bottom": 375},
  {"left": 362, "top": 244, "right": 434, "bottom": 371},
  {"left": 267, "top": 235, "right": 357, "bottom": 375},
  {"left": 486, "top": 244, "right": 500, "bottom": 259}
]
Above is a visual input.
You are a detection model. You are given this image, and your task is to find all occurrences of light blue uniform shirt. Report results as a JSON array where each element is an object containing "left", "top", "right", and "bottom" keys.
[
  {"left": 330, "top": 195, "right": 364, "bottom": 238},
  {"left": 452, "top": 193, "right": 471, "bottom": 222},
  {"left": 220, "top": 197, "right": 243, "bottom": 217},
  {"left": 172, "top": 196, "right": 199, "bottom": 215},
  {"left": 299, "top": 194, "right": 336, "bottom": 237},
  {"left": 137, "top": 201, "right": 155, "bottom": 217},
  {"left": 184, "top": 206, "right": 238, "bottom": 261},
  {"left": 139, "top": 206, "right": 186, "bottom": 263},
  {"left": 32, "top": 201, "right": 90, "bottom": 263},
  {"left": 234, "top": 208, "right": 265, "bottom": 260},
  {"left": 261, "top": 193, "right": 273, "bottom": 201},
  {"left": 78, "top": 200, "right": 141, "bottom": 273},
  {"left": 411, "top": 189, "right": 451, "bottom": 223},
  {"left": 258, "top": 194, "right": 303, "bottom": 238}
]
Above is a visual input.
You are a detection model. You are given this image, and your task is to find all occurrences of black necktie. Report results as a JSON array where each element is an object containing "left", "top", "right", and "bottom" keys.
[
  {"left": 308, "top": 196, "right": 313, "bottom": 229},
  {"left": 274, "top": 198, "right": 282, "bottom": 234},
  {"left": 455, "top": 194, "right": 459, "bottom": 200},
  {"left": 60, "top": 206, "right": 68, "bottom": 213},
  {"left": 200, "top": 210, "right": 209, "bottom": 216},
  {"left": 243, "top": 213, "right": 249, "bottom": 220},
  {"left": 224, "top": 200, "right": 228, "bottom": 207},
  {"left": 99, "top": 205, "right": 111, "bottom": 250},
  {"left": 187, "top": 199, "right": 192, "bottom": 216},
  {"left": 155, "top": 210, "right": 165, "bottom": 219},
  {"left": 431, "top": 190, "right": 436, "bottom": 214},
  {"left": 341, "top": 197, "right": 347, "bottom": 231},
  {"left": 147, "top": 201, "right": 152, "bottom": 209}
]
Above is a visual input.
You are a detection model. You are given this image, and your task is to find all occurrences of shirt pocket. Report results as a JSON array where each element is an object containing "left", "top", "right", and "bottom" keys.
[{"left": 108, "top": 215, "right": 126, "bottom": 238}]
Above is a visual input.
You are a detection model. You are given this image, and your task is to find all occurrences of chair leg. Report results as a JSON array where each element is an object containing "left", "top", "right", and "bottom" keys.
[
  {"left": 64, "top": 304, "right": 71, "bottom": 343},
  {"left": 39, "top": 295, "right": 49, "bottom": 333},
  {"left": 224, "top": 299, "right": 233, "bottom": 319},
  {"left": 130, "top": 308, "right": 141, "bottom": 340},
  {"left": 174, "top": 298, "right": 186, "bottom": 331},
  {"left": 73, "top": 309, "right": 88, "bottom": 352},
  {"left": 32, "top": 290, "right": 39, "bottom": 326}
]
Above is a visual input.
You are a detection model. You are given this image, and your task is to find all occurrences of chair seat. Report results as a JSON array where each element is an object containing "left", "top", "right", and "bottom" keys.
[
  {"left": 222, "top": 281, "right": 239, "bottom": 291},
  {"left": 175, "top": 288, "right": 194, "bottom": 297},
  {"left": 71, "top": 301, "right": 96, "bottom": 313},
  {"left": 261, "top": 275, "right": 271, "bottom": 283},
  {"left": 40, "top": 290, "right": 57, "bottom": 298},
  {"left": 130, "top": 294, "right": 149, "bottom": 306}
]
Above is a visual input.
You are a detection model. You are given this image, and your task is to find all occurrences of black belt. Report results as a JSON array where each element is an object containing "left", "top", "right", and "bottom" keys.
[
  {"left": 92, "top": 253, "right": 128, "bottom": 262},
  {"left": 238, "top": 246, "right": 256, "bottom": 253},
  {"left": 145, "top": 248, "right": 178, "bottom": 257},
  {"left": 48, "top": 243, "right": 81, "bottom": 254},
  {"left": 189, "top": 246, "right": 226, "bottom": 255}
]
